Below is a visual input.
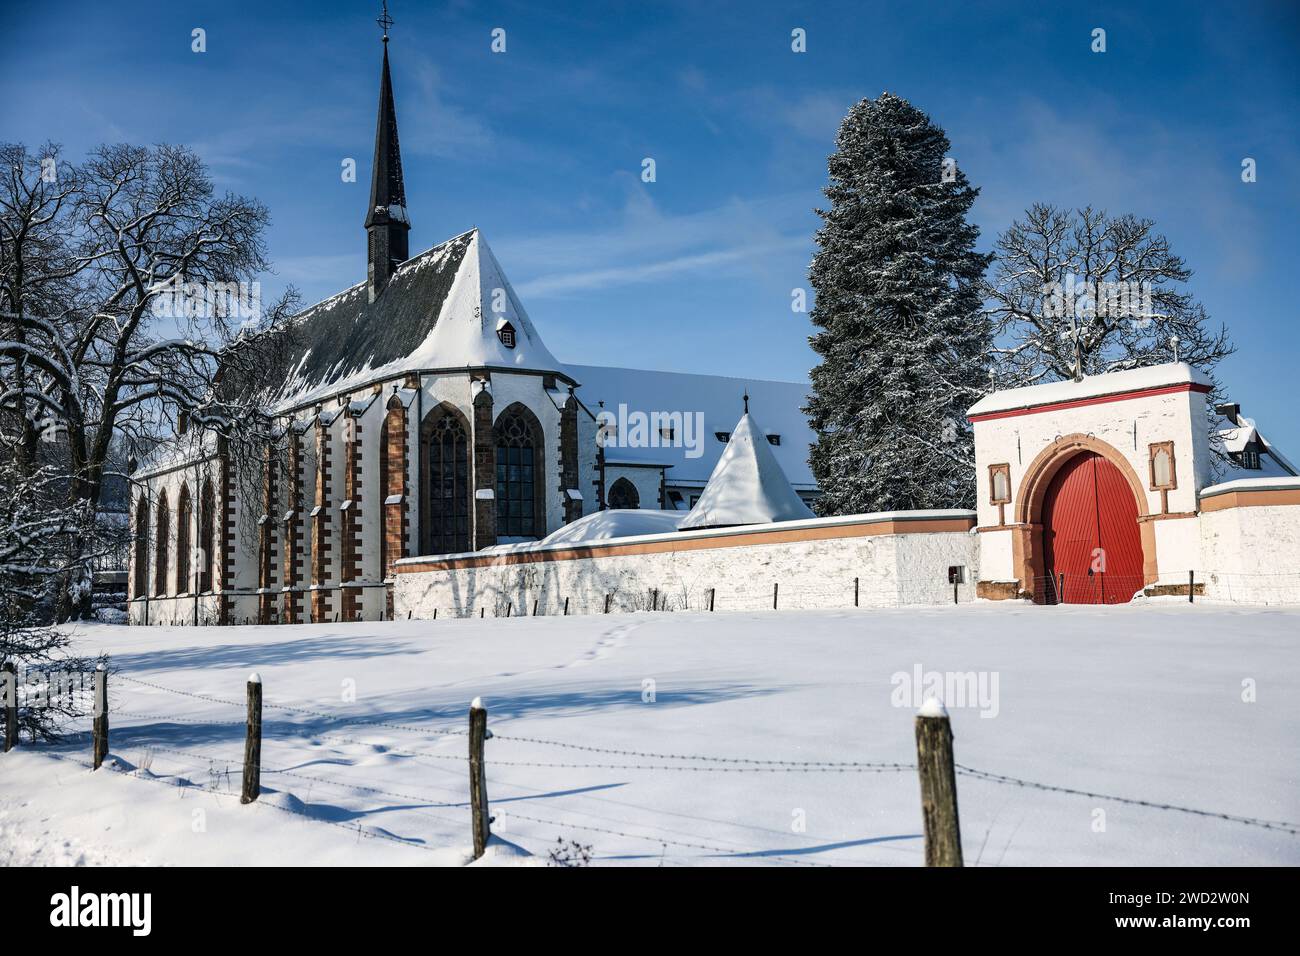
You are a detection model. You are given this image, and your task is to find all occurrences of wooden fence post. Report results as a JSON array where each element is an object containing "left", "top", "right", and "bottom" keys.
[
  {"left": 2, "top": 660, "right": 16, "bottom": 753},
  {"left": 914, "top": 699, "right": 963, "bottom": 867},
  {"left": 506, "top": 602, "right": 512, "bottom": 618},
  {"left": 92, "top": 664, "right": 109, "bottom": 770},
  {"left": 241, "top": 673, "right": 262, "bottom": 804},
  {"left": 1057, "top": 572, "right": 1065, "bottom": 604},
  {"left": 534, "top": 599, "right": 539, "bottom": 616},
  {"left": 563, "top": 597, "right": 570, "bottom": 616},
  {"left": 707, "top": 588, "right": 715, "bottom": 612},
  {"left": 773, "top": 582, "right": 779, "bottom": 610},
  {"left": 433, "top": 608, "right": 438, "bottom": 620},
  {"left": 604, "top": 593, "right": 611, "bottom": 614},
  {"left": 1189, "top": 570, "right": 1195, "bottom": 604},
  {"left": 468, "top": 697, "right": 491, "bottom": 859},
  {"left": 854, "top": 577, "right": 859, "bottom": 608}
]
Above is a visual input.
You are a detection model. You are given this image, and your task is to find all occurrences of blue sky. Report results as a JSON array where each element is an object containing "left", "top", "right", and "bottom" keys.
[{"left": 4, "top": 0, "right": 1299, "bottom": 450}]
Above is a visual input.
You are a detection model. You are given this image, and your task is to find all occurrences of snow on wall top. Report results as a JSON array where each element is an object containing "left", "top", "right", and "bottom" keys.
[
  {"left": 274, "top": 229, "right": 564, "bottom": 410},
  {"left": 1199, "top": 475, "right": 1300, "bottom": 497},
  {"left": 567, "top": 364, "right": 816, "bottom": 488},
  {"left": 679, "top": 411, "right": 815, "bottom": 530},
  {"left": 396, "top": 508, "right": 975, "bottom": 564},
  {"left": 967, "top": 363, "right": 1213, "bottom": 419}
]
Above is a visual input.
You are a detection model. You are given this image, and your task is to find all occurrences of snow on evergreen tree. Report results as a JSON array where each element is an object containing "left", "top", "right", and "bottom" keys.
[{"left": 805, "top": 93, "right": 991, "bottom": 514}]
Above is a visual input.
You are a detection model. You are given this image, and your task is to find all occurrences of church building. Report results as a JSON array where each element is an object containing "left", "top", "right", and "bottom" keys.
[
  {"left": 128, "top": 24, "right": 1300, "bottom": 626},
  {"left": 126, "top": 30, "right": 817, "bottom": 626}
]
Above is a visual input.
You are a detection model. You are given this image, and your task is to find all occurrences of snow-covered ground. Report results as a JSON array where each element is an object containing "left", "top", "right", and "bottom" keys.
[{"left": 2, "top": 602, "right": 1297, "bottom": 866}]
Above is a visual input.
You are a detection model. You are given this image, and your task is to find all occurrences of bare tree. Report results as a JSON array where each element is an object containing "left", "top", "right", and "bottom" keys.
[
  {"left": 1, "top": 142, "right": 299, "bottom": 619},
  {"left": 984, "top": 204, "right": 1233, "bottom": 387},
  {"left": 0, "top": 143, "right": 83, "bottom": 477},
  {"left": 0, "top": 455, "right": 104, "bottom": 741}
]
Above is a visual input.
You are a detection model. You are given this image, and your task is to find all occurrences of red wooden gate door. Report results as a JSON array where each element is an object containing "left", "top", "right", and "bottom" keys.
[{"left": 1041, "top": 451, "right": 1144, "bottom": 604}]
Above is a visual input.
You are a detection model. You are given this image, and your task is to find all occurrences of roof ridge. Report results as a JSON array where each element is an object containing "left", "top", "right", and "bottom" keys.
[{"left": 290, "top": 229, "right": 479, "bottom": 319}]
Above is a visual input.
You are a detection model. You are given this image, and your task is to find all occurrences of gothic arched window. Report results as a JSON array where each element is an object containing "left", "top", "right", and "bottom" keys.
[
  {"left": 154, "top": 488, "right": 170, "bottom": 596},
  {"left": 608, "top": 477, "right": 640, "bottom": 510},
  {"left": 199, "top": 479, "right": 215, "bottom": 592},
  {"left": 495, "top": 406, "right": 544, "bottom": 539},
  {"left": 421, "top": 406, "right": 471, "bottom": 555},
  {"left": 176, "top": 483, "right": 192, "bottom": 594},
  {"left": 133, "top": 494, "right": 149, "bottom": 599}
]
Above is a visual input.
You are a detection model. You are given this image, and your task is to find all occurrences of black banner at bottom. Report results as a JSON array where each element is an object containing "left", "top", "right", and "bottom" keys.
[{"left": 6, "top": 865, "right": 1278, "bottom": 942}]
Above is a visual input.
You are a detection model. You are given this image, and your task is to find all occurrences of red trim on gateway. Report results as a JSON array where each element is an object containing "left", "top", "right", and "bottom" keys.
[{"left": 968, "top": 382, "right": 1211, "bottom": 423}]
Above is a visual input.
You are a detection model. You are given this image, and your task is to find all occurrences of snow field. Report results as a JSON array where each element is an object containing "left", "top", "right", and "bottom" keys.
[{"left": 1, "top": 602, "right": 1297, "bottom": 866}]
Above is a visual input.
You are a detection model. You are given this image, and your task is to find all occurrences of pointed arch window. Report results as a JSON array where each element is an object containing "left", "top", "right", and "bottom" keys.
[
  {"left": 133, "top": 494, "right": 149, "bottom": 599},
  {"left": 495, "top": 406, "right": 545, "bottom": 539},
  {"left": 154, "top": 489, "right": 170, "bottom": 596},
  {"left": 199, "top": 479, "right": 215, "bottom": 592},
  {"left": 420, "top": 406, "right": 471, "bottom": 555},
  {"left": 608, "top": 477, "right": 640, "bottom": 510},
  {"left": 176, "top": 483, "right": 192, "bottom": 594}
]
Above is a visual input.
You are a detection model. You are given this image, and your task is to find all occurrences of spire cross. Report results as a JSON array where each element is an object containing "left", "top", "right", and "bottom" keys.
[
  {"left": 377, "top": 1, "right": 393, "bottom": 41},
  {"left": 743, "top": 391, "right": 749, "bottom": 414}
]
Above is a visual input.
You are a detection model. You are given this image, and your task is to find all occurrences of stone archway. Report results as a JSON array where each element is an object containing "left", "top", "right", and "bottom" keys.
[{"left": 1011, "top": 433, "right": 1157, "bottom": 602}]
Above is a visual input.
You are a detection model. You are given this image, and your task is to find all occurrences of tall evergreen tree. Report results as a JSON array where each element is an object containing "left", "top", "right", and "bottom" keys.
[{"left": 805, "top": 93, "right": 991, "bottom": 514}]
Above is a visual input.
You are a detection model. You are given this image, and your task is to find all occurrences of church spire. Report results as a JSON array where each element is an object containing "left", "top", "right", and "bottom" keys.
[{"left": 366, "top": 1, "right": 410, "bottom": 302}]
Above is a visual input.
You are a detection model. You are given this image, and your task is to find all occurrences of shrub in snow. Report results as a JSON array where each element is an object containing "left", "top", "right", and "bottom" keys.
[{"left": 546, "top": 838, "right": 593, "bottom": 868}]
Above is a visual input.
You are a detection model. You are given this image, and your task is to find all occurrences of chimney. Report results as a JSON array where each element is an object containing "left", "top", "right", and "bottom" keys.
[{"left": 1214, "top": 402, "right": 1241, "bottom": 425}]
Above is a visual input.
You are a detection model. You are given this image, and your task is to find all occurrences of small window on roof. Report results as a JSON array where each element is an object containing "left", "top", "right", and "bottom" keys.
[
  {"left": 766, "top": 434, "right": 781, "bottom": 446},
  {"left": 715, "top": 431, "right": 730, "bottom": 443},
  {"left": 497, "top": 322, "right": 516, "bottom": 349},
  {"left": 1240, "top": 448, "right": 1261, "bottom": 470}
]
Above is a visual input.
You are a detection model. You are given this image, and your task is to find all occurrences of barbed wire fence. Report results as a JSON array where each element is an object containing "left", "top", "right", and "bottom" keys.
[
  {"left": 394, "top": 567, "right": 1300, "bottom": 621},
  {"left": 9, "top": 663, "right": 1297, "bottom": 867}
]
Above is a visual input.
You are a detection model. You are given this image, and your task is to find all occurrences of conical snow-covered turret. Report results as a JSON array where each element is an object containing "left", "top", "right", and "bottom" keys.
[{"left": 679, "top": 403, "right": 814, "bottom": 530}]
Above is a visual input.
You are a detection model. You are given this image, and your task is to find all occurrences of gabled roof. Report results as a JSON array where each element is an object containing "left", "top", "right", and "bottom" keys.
[
  {"left": 568, "top": 365, "right": 816, "bottom": 489},
  {"left": 274, "top": 229, "right": 564, "bottom": 409},
  {"left": 1212, "top": 410, "right": 1297, "bottom": 481},
  {"left": 678, "top": 410, "right": 815, "bottom": 530}
]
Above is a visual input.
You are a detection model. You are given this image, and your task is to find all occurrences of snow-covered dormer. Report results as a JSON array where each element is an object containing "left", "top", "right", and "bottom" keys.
[{"left": 679, "top": 404, "right": 814, "bottom": 530}]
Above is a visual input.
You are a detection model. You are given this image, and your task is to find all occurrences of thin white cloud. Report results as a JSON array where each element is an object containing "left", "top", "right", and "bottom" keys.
[
  {"left": 515, "top": 238, "right": 807, "bottom": 297},
  {"left": 499, "top": 188, "right": 816, "bottom": 299}
]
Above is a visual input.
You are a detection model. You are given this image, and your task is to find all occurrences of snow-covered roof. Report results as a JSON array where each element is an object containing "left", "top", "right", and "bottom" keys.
[
  {"left": 133, "top": 429, "right": 219, "bottom": 479},
  {"left": 540, "top": 509, "right": 684, "bottom": 545},
  {"left": 679, "top": 410, "right": 815, "bottom": 530},
  {"left": 968, "top": 363, "right": 1213, "bottom": 419},
  {"left": 275, "top": 229, "right": 564, "bottom": 410},
  {"left": 1211, "top": 410, "right": 1297, "bottom": 481},
  {"left": 567, "top": 365, "right": 816, "bottom": 488}
]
